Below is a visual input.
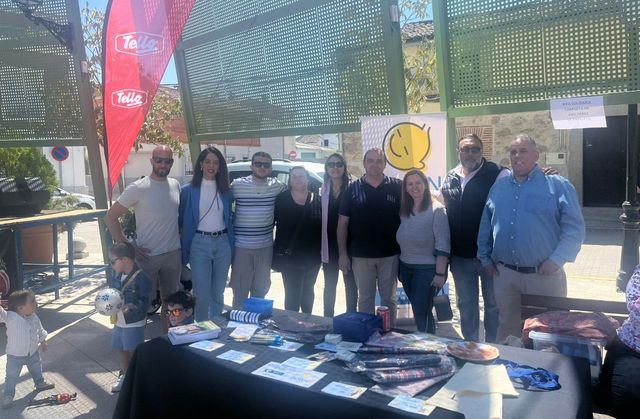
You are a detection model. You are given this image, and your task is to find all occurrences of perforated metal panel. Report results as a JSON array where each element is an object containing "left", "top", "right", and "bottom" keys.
[
  {"left": 437, "top": 0, "right": 640, "bottom": 113},
  {"left": 0, "top": 0, "right": 85, "bottom": 145},
  {"left": 176, "top": 0, "right": 406, "bottom": 140}
]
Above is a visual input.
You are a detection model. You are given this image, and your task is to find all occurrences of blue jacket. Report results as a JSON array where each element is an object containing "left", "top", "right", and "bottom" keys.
[
  {"left": 107, "top": 265, "right": 150, "bottom": 324},
  {"left": 178, "top": 182, "right": 234, "bottom": 265}
]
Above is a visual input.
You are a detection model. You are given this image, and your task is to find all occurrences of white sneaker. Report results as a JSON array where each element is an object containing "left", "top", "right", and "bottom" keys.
[{"left": 111, "top": 373, "right": 125, "bottom": 393}]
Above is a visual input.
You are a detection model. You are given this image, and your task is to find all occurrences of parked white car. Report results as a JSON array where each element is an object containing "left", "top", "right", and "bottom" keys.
[{"left": 52, "top": 188, "right": 96, "bottom": 209}]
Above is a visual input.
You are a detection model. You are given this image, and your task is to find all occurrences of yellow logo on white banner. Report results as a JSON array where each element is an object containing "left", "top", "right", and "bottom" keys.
[{"left": 383, "top": 122, "right": 432, "bottom": 171}]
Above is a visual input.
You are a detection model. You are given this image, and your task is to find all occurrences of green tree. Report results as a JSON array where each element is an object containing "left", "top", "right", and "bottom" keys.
[
  {"left": 0, "top": 147, "right": 58, "bottom": 193},
  {"left": 81, "top": 2, "right": 184, "bottom": 156},
  {"left": 399, "top": 0, "right": 438, "bottom": 113}
]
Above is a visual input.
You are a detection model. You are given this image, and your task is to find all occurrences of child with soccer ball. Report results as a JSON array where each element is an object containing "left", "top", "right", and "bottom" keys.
[{"left": 107, "top": 242, "right": 150, "bottom": 393}]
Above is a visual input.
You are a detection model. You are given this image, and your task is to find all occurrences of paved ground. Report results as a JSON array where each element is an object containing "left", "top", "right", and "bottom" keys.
[{"left": 0, "top": 217, "right": 628, "bottom": 417}]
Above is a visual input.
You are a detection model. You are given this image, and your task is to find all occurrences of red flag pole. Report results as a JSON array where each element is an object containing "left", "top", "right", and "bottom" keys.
[{"left": 102, "top": 0, "right": 196, "bottom": 193}]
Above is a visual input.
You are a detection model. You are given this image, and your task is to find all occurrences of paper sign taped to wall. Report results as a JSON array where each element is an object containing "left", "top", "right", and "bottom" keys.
[{"left": 550, "top": 96, "right": 607, "bottom": 129}]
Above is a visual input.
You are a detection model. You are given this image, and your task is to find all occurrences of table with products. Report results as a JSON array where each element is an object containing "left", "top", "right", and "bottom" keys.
[{"left": 113, "top": 311, "right": 592, "bottom": 419}]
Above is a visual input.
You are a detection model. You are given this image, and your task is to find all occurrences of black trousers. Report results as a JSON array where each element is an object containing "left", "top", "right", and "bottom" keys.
[
  {"left": 322, "top": 260, "right": 358, "bottom": 317},
  {"left": 281, "top": 262, "right": 321, "bottom": 314},
  {"left": 597, "top": 338, "right": 640, "bottom": 418}
]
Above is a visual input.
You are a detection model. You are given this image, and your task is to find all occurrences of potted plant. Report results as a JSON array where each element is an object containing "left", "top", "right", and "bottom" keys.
[{"left": 0, "top": 147, "right": 59, "bottom": 263}]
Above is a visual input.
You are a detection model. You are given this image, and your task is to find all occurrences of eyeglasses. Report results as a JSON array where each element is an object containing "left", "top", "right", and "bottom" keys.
[
  {"left": 153, "top": 157, "right": 174, "bottom": 164},
  {"left": 252, "top": 161, "right": 272, "bottom": 168},
  {"left": 109, "top": 257, "right": 121, "bottom": 264},
  {"left": 326, "top": 162, "right": 344, "bottom": 169},
  {"left": 458, "top": 147, "right": 482, "bottom": 154},
  {"left": 165, "top": 308, "right": 187, "bottom": 317}
]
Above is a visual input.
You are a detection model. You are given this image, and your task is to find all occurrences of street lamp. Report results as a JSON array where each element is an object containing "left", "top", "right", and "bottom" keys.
[{"left": 12, "top": 0, "right": 74, "bottom": 52}]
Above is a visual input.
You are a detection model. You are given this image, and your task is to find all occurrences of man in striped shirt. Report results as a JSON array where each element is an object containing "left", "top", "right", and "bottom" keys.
[{"left": 230, "top": 152, "right": 285, "bottom": 308}]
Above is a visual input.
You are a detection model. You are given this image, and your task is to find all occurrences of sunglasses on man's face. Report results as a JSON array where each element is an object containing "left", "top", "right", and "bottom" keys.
[
  {"left": 252, "top": 161, "right": 272, "bottom": 168},
  {"left": 109, "top": 257, "right": 121, "bottom": 264},
  {"left": 153, "top": 157, "right": 174, "bottom": 164},
  {"left": 326, "top": 162, "right": 344, "bottom": 169},
  {"left": 165, "top": 308, "right": 188, "bottom": 317}
]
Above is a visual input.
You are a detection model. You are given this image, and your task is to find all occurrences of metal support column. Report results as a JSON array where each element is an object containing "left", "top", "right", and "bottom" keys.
[{"left": 617, "top": 104, "right": 640, "bottom": 291}]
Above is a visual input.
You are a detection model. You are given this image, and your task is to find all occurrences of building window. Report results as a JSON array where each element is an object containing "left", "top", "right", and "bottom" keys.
[{"left": 301, "top": 152, "right": 316, "bottom": 159}]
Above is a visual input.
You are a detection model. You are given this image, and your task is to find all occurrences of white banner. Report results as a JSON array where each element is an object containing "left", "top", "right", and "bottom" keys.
[{"left": 361, "top": 113, "right": 448, "bottom": 190}]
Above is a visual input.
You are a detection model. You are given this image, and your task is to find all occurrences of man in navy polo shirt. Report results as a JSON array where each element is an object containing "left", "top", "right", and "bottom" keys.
[{"left": 337, "top": 148, "right": 402, "bottom": 326}]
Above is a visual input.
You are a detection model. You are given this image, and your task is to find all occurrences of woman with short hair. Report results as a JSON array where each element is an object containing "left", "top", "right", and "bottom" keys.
[{"left": 274, "top": 166, "right": 322, "bottom": 313}]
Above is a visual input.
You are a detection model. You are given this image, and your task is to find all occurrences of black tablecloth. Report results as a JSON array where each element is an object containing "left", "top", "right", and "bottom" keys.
[{"left": 113, "top": 315, "right": 591, "bottom": 419}]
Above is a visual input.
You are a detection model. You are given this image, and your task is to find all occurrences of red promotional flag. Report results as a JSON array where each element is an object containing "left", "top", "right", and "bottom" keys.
[{"left": 103, "top": 0, "right": 195, "bottom": 191}]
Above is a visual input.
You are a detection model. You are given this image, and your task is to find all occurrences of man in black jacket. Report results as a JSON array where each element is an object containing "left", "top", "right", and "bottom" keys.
[{"left": 440, "top": 134, "right": 507, "bottom": 342}]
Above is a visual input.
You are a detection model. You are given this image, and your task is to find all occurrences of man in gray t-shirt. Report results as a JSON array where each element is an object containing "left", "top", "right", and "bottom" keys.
[{"left": 105, "top": 145, "right": 181, "bottom": 333}]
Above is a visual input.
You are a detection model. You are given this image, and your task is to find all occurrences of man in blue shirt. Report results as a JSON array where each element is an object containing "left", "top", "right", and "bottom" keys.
[{"left": 477, "top": 134, "right": 585, "bottom": 342}]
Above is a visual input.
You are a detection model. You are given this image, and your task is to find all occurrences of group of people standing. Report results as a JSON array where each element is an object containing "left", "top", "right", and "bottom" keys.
[{"left": 104, "top": 131, "right": 586, "bottom": 346}]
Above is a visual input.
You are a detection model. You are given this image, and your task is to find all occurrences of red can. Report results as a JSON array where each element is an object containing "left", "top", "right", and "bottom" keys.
[{"left": 377, "top": 306, "right": 391, "bottom": 332}]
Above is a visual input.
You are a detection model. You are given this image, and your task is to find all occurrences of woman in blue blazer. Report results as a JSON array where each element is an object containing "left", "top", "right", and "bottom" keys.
[{"left": 179, "top": 146, "right": 234, "bottom": 320}]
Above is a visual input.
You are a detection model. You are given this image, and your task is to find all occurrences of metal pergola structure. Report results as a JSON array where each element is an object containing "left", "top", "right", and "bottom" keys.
[
  {"left": 433, "top": 0, "right": 640, "bottom": 289},
  {"left": 0, "top": 0, "right": 110, "bottom": 271},
  {"left": 0, "top": 0, "right": 107, "bottom": 209},
  {"left": 174, "top": 0, "right": 408, "bottom": 166}
]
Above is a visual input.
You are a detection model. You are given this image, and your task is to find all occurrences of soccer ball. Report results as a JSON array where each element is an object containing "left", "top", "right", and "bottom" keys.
[{"left": 94, "top": 288, "right": 123, "bottom": 316}]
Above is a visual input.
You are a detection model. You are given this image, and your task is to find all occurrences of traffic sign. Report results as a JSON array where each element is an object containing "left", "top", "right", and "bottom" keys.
[
  {"left": 288, "top": 150, "right": 297, "bottom": 160},
  {"left": 51, "top": 146, "right": 69, "bottom": 162}
]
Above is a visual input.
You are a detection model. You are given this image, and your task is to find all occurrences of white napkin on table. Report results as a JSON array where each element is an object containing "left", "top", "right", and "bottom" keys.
[{"left": 428, "top": 363, "right": 518, "bottom": 419}]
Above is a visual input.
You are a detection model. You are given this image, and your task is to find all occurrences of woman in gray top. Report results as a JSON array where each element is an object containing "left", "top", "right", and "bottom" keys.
[{"left": 396, "top": 170, "right": 450, "bottom": 332}]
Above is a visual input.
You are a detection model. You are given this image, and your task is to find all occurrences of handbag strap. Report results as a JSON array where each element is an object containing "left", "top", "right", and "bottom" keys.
[{"left": 285, "top": 192, "right": 312, "bottom": 253}]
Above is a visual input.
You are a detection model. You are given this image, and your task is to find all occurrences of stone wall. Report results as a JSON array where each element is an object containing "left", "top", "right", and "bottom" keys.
[
  {"left": 342, "top": 132, "right": 364, "bottom": 178},
  {"left": 456, "top": 111, "right": 584, "bottom": 201},
  {"left": 339, "top": 105, "right": 635, "bottom": 206}
]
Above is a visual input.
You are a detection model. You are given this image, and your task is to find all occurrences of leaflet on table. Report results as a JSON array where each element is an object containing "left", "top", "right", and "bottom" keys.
[
  {"left": 307, "top": 351, "right": 338, "bottom": 362},
  {"left": 216, "top": 350, "right": 255, "bottom": 364},
  {"left": 321, "top": 382, "right": 368, "bottom": 399},
  {"left": 315, "top": 341, "right": 362, "bottom": 352},
  {"left": 388, "top": 395, "right": 436, "bottom": 416},
  {"left": 225, "top": 320, "right": 242, "bottom": 329},
  {"left": 189, "top": 340, "right": 224, "bottom": 352},
  {"left": 229, "top": 324, "right": 260, "bottom": 341},
  {"left": 269, "top": 340, "right": 304, "bottom": 352},
  {"left": 252, "top": 361, "right": 326, "bottom": 388},
  {"left": 281, "top": 357, "right": 321, "bottom": 370}
]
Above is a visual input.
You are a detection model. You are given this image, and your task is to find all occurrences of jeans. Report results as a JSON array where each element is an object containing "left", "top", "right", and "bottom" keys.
[
  {"left": 449, "top": 256, "right": 499, "bottom": 342},
  {"left": 4, "top": 352, "right": 45, "bottom": 397},
  {"left": 398, "top": 262, "right": 437, "bottom": 333},
  {"left": 189, "top": 233, "right": 232, "bottom": 320},
  {"left": 281, "top": 262, "right": 321, "bottom": 314},
  {"left": 322, "top": 260, "right": 358, "bottom": 317}
]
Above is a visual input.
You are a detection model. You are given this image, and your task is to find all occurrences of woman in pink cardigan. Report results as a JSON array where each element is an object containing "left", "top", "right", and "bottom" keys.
[{"left": 321, "top": 153, "right": 357, "bottom": 317}]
